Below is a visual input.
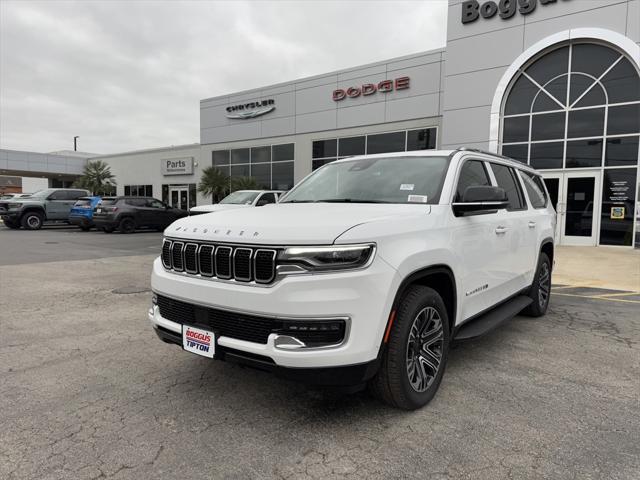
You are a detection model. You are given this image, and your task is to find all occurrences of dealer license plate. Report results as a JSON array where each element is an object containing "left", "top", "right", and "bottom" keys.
[
  {"left": 96, "top": 208, "right": 102, "bottom": 213},
  {"left": 182, "top": 325, "right": 215, "bottom": 358}
]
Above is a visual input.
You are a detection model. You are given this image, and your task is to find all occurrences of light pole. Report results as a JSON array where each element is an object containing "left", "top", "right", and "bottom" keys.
[{"left": 73, "top": 136, "right": 79, "bottom": 151}]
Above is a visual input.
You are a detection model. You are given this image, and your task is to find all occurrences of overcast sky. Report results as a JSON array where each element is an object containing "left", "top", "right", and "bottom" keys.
[{"left": 0, "top": 0, "right": 447, "bottom": 155}]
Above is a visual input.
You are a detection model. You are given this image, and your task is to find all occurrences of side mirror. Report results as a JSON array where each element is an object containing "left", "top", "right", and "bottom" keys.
[{"left": 452, "top": 186, "right": 509, "bottom": 217}]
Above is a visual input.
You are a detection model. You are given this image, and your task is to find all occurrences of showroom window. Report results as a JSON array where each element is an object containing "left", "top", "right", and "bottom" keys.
[
  {"left": 500, "top": 42, "right": 639, "bottom": 170},
  {"left": 211, "top": 143, "right": 295, "bottom": 190},
  {"left": 124, "top": 185, "right": 153, "bottom": 197},
  {"left": 312, "top": 127, "right": 437, "bottom": 171}
]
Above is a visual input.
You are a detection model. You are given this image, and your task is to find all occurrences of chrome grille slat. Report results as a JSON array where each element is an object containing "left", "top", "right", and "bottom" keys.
[
  {"left": 162, "top": 240, "right": 277, "bottom": 285},
  {"left": 215, "top": 246, "right": 233, "bottom": 279},
  {"left": 184, "top": 243, "right": 199, "bottom": 274},
  {"left": 171, "top": 242, "right": 184, "bottom": 271}
]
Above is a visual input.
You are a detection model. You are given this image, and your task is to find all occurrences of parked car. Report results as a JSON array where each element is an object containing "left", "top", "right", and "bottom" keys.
[
  {"left": 189, "top": 190, "right": 284, "bottom": 215},
  {"left": 0, "top": 188, "right": 90, "bottom": 230},
  {"left": 149, "top": 149, "right": 555, "bottom": 410},
  {"left": 93, "top": 196, "right": 187, "bottom": 233},
  {"left": 68, "top": 196, "right": 102, "bottom": 231}
]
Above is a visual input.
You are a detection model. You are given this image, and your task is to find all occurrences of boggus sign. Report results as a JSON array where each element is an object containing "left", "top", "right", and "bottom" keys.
[
  {"left": 461, "top": 0, "right": 565, "bottom": 24},
  {"left": 162, "top": 157, "right": 194, "bottom": 176}
]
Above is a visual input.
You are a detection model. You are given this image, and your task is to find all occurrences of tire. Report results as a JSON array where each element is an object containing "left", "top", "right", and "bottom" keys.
[
  {"left": 20, "top": 211, "right": 44, "bottom": 230},
  {"left": 118, "top": 217, "right": 136, "bottom": 234},
  {"left": 369, "top": 285, "right": 450, "bottom": 410},
  {"left": 3, "top": 219, "right": 20, "bottom": 229},
  {"left": 102, "top": 226, "right": 115, "bottom": 233},
  {"left": 79, "top": 225, "right": 91, "bottom": 232},
  {"left": 523, "top": 252, "right": 551, "bottom": 317}
]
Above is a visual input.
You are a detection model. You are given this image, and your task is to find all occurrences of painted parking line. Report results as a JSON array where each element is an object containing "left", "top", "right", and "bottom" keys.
[
  {"left": 591, "top": 291, "right": 640, "bottom": 298},
  {"left": 552, "top": 292, "right": 640, "bottom": 304}
]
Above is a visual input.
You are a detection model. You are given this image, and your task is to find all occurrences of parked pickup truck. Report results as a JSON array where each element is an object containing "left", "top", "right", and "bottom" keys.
[
  {"left": 149, "top": 149, "right": 555, "bottom": 409},
  {"left": 0, "top": 188, "right": 90, "bottom": 230}
]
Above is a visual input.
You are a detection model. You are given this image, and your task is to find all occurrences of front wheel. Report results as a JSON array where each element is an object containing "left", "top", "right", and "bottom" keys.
[
  {"left": 369, "top": 285, "right": 450, "bottom": 410},
  {"left": 523, "top": 252, "right": 551, "bottom": 317},
  {"left": 21, "top": 211, "right": 44, "bottom": 230}
]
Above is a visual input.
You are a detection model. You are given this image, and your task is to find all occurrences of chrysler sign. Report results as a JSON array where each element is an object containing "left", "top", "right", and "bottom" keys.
[
  {"left": 162, "top": 157, "right": 194, "bottom": 176},
  {"left": 333, "top": 77, "right": 410, "bottom": 101},
  {"left": 226, "top": 99, "right": 275, "bottom": 119}
]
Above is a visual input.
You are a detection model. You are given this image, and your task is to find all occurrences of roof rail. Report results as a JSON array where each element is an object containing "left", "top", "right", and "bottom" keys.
[{"left": 455, "top": 147, "right": 516, "bottom": 162}]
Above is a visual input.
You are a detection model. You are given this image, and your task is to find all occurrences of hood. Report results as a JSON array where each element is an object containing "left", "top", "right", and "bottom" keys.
[
  {"left": 190, "top": 204, "right": 251, "bottom": 213},
  {"left": 166, "top": 203, "right": 431, "bottom": 245}
]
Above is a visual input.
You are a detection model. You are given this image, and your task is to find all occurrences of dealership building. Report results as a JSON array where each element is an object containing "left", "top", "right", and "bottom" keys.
[{"left": 9, "top": 0, "right": 640, "bottom": 247}]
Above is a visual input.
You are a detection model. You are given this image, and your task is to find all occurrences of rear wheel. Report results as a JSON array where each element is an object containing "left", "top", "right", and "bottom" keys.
[
  {"left": 369, "top": 285, "right": 450, "bottom": 410},
  {"left": 523, "top": 252, "right": 551, "bottom": 317},
  {"left": 3, "top": 219, "right": 20, "bottom": 229},
  {"left": 118, "top": 217, "right": 135, "bottom": 234},
  {"left": 21, "top": 211, "right": 44, "bottom": 230}
]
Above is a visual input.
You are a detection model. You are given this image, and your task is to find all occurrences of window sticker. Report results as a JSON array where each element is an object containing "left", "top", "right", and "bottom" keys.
[
  {"left": 407, "top": 195, "right": 428, "bottom": 203},
  {"left": 400, "top": 184, "right": 415, "bottom": 191}
]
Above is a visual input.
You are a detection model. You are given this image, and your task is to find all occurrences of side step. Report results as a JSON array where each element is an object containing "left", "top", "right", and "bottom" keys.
[{"left": 454, "top": 295, "right": 533, "bottom": 341}]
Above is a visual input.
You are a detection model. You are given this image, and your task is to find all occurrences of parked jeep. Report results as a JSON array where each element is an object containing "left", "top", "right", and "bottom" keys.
[
  {"left": 149, "top": 149, "right": 555, "bottom": 410},
  {"left": 0, "top": 188, "right": 90, "bottom": 230}
]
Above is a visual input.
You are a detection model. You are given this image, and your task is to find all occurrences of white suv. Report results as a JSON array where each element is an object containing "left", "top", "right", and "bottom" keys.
[{"left": 149, "top": 149, "right": 555, "bottom": 409}]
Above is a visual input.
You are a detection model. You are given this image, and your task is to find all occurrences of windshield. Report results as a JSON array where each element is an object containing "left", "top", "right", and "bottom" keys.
[
  {"left": 25, "top": 190, "right": 52, "bottom": 199},
  {"left": 219, "top": 191, "right": 260, "bottom": 205},
  {"left": 281, "top": 156, "right": 449, "bottom": 204}
]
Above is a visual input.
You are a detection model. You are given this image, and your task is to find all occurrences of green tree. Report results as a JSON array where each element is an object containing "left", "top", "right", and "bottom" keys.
[
  {"left": 73, "top": 160, "right": 116, "bottom": 195},
  {"left": 230, "top": 176, "right": 260, "bottom": 192},
  {"left": 198, "top": 166, "right": 230, "bottom": 203}
]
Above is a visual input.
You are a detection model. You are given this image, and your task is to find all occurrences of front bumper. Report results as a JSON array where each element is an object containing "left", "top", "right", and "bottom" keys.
[{"left": 149, "top": 255, "right": 399, "bottom": 370}]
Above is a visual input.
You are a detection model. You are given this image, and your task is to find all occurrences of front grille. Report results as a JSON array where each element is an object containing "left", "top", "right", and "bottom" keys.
[
  {"left": 156, "top": 294, "right": 347, "bottom": 347},
  {"left": 162, "top": 239, "right": 277, "bottom": 284}
]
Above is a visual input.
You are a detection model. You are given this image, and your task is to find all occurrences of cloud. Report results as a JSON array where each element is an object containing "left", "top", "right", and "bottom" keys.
[{"left": 0, "top": 0, "right": 447, "bottom": 154}]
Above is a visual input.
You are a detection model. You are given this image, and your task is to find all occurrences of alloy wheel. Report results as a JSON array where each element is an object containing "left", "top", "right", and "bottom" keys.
[
  {"left": 538, "top": 262, "right": 550, "bottom": 308},
  {"left": 27, "top": 215, "right": 41, "bottom": 229},
  {"left": 406, "top": 306, "right": 444, "bottom": 393}
]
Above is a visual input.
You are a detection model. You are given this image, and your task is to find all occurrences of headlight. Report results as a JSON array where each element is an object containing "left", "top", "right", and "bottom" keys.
[{"left": 278, "top": 244, "right": 375, "bottom": 272}]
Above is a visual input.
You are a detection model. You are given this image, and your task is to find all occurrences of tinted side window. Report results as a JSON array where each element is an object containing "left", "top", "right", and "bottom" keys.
[
  {"left": 455, "top": 160, "right": 491, "bottom": 201},
  {"left": 125, "top": 198, "right": 146, "bottom": 207},
  {"left": 520, "top": 171, "right": 548, "bottom": 208},
  {"left": 147, "top": 199, "right": 165, "bottom": 209},
  {"left": 256, "top": 193, "right": 276, "bottom": 206},
  {"left": 491, "top": 163, "right": 526, "bottom": 210},
  {"left": 70, "top": 190, "right": 87, "bottom": 200}
]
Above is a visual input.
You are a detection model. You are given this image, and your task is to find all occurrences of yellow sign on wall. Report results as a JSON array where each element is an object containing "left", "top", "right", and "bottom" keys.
[{"left": 610, "top": 207, "right": 625, "bottom": 220}]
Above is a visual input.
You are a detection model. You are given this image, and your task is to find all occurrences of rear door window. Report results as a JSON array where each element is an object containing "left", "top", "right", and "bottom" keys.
[
  {"left": 490, "top": 163, "right": 526, "bottom": 210},
  {"left": 74, "top": 198, "right": 93, "bottom": 207},
  {"left": 125, "top": 198, "right": 146, "bottom": 207},
  {"left": 520, "top": 171, "right": 548, "bottom": 208},
  {"left": 455, "top": 160, "right": 491, "bottom": 201}
]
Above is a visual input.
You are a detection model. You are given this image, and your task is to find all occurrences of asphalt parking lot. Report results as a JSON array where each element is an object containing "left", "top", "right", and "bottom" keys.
[{"left": 1, "top": 225, "right": 639, "bottom": 479}]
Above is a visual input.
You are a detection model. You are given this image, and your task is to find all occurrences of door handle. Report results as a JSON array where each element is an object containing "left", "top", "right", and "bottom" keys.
[
  {"left": 528, "top": 221, "right": 537, "bottom": 229},
  {"left": 495, "top": 226, "right": 508, "bottom": 235}
]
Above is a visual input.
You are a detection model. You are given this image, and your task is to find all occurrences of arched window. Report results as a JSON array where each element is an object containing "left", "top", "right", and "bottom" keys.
[{"left": 500, "top": 41, "right": 639, "bottom": 169}]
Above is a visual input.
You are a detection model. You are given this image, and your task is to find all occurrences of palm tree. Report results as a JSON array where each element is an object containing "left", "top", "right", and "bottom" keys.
[
  {"left": 230, "top": 176, "right": 260, "bottom": 192},
  {"left": 198, "top": 166, "right": 230, "bottom": 203},
  {"left": 74, "top": 160, "right": 116, "bottom": 195}
]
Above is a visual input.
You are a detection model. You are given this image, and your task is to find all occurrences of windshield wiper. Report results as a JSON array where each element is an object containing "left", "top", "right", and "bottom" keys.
[
  {"left": 314, "top": 199, "right": 391, "bottom": 204},
  {"left": 280, "top": 200, "right": 316, "bottom": 203}
]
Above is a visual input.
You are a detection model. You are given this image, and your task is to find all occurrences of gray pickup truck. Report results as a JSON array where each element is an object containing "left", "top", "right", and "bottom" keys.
[{"left": 0, "top": 188, "right": 90, "bottom": 230}]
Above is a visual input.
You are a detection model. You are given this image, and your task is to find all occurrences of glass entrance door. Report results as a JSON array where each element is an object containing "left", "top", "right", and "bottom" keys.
[
  {"left": 543, "top": 172, "right": 601, "bottom": 246},
  {"left": 169, "top": 186, "right": 189, "bottom": 211}
]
